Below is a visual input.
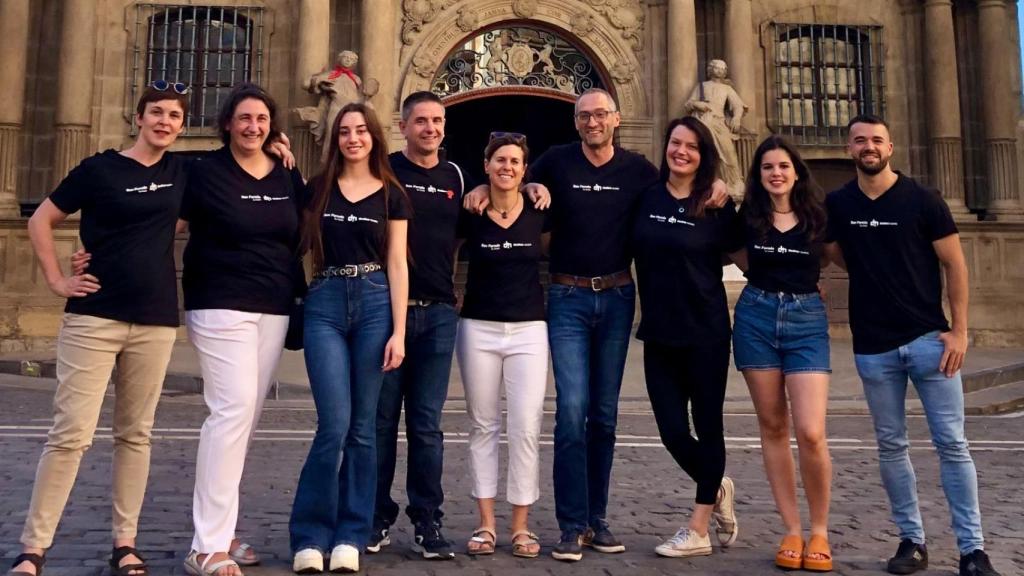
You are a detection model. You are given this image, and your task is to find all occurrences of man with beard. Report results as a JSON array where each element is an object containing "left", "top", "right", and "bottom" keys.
[{"left": 824, "top": 115, "right": 1000, "bottom": 576}]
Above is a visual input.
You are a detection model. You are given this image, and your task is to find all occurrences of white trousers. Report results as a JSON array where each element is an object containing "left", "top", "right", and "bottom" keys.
[
  {"left": 186, "top": 309, "right": 289, "bottom": 553},
  {"left": 455, "top": 318, "right": 548, "bottom": 506}
]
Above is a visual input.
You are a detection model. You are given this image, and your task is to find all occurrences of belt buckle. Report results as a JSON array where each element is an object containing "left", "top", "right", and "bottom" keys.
[
  {"left": 344, "top": 265, "right": 358, "bottom": 277},
  {"left": 590, "top": 276, "right": 605, "bottom": 291}
]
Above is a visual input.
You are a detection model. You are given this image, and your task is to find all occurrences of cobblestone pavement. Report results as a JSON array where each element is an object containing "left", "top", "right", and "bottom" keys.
[{"left": 1, "top": 376, "right": 1022, "bottom": 575}]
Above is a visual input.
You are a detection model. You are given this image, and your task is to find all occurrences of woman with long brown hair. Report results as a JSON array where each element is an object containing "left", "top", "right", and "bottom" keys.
[
  {"left": 732, "top": 135, "right": 833, "bottom": 571},
  {"left": 631, "top": 116, "right": 744, "bottom": 560},
  {"left": 288, "top": 102, "right": 410, "bottom": 574}
]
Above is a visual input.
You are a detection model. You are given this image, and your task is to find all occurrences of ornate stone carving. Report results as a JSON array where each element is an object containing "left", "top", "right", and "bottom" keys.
[
  {"left": 512, "top": 0, "right": 538, "bottom": 19},
  {"left": 295, "top": 51, "right": 379, "bottom": 164},
  {"left": 456, "top": 7, "right": 479, "bottom": 32},
  {"left": 412, "top": 54, "right": 437, "bottom": 78},
  {"left": 582, "top": 0, "right": 645, "bottom": 52},
  {"left": 401, "top": 0, "right": 454, "bottom": 46},
  {"left": 570, "top": 11, "right": 596, "bottom": 37},
  {"left": 505, "top": 42, "right": 536, "bottom": 77},
  {"left": 684, "top": 59, "right": 748, "bottom": 198},
  {"left": 610, "top": 58, "right": 636, "bottom": 84}
]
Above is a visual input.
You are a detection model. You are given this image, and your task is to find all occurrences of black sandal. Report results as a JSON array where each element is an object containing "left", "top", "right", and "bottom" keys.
[
  {"left": 109, "top": 546, "right": 148, "bottom": 576},
  {"left": 8, "top": 553, "right": 44, "bottom": 576}
]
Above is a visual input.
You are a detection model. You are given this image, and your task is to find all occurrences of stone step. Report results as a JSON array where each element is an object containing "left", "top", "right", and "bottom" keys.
[
  {"left": 962, "top": 360, "right": 1024, "bottom": 393},
  {"left": 962, "top": 380, "right": 1024, "bottom": 415}
]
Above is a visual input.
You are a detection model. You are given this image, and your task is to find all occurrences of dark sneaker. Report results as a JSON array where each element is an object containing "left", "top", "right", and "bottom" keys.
[
  {"left": 366, "top": 526, "right": 390, "bottom": 554},
  {"left": 887, "top": 539, "right": 928, "bottom": 574},
  {"left": 551, "top": 530, "right": 584, "bottom": 562},
  {"left": 960, "top": 549, "right": 1001, "bottom": 576},
  {"left": 583, "top": 522, "right": 626, "bottom": 553},
  {"left": 412, "top": 522, "right": 455, "bottom": 560}
]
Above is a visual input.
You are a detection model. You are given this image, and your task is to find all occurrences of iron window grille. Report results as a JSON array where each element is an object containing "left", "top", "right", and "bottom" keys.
[
  {"left": 769, "top": 23, "right": 885, "bottom": 145},
  {"left": 129, "top": 4, "right": 265, "bottom": 133}
]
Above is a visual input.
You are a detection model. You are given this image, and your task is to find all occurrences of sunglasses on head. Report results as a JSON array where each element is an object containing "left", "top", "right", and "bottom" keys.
[
  {"left": 150, "top": 80, "right": 191, "bottom": 95},
  {"left": 488, "top": 131, "right": 527, "bottom": 144}
]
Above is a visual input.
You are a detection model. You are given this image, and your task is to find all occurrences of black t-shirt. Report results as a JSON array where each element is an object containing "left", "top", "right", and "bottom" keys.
[
  {"left": 826, "top": 174, "right": 957, "bottom": 354},
  {"left": 389, "top": 151, "right": 467, "bottom": 304},
  {"left": 48, "top": 150, "right": 188, "bottom": 326},
  {"left": 632, "top": 184, "right": 744, "bottom": 346},
  {"left": 313, "top": 178, "right": 412, "bottom": 269},
  {"left": 741, "top": 213, "right": 823, "bottom": 294},
  {"left": 457, "top": 194, "right": 549, "bottom": 322},
  {"left": 528, "top": 143, "right": 659, "bottom": 277},
  {"left": 181, "top": 147, "right": 304, "bottom": 315}
]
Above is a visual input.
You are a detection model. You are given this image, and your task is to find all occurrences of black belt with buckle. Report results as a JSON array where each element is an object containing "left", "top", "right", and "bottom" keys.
[
  {"left": 550, "top": 270, "right": 633, "bottom": 292},
  {"left": 314, "top": 263, "right": 382, "bottom": 278},
  {"left": 408, "top": 299, "right": 434, "bottom": 307}
]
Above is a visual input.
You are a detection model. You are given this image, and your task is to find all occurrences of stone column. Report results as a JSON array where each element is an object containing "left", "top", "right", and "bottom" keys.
[
  {"left": 361, "top": 0, "right": 398, "bottom": 119},
  {"left": 923, "top": 0, "right": 969, "bottom": 216},
  {"left": 724, "top": 0, "right": 758, "bottom": 178},
  {"left": 0, "top": 0, "right": 31, "bottom": 218},
  {"left": 977, "top": 0, "right": 1022, "bottom": 218},
  {"left": 666, "top": 0, "right": 699, "bottom": 119},
  {"left": 293, "top": 0, "right": 331, "bottom": 176},
  {"left": 52, "top": 0, "right": 97, "bottom": 189}
]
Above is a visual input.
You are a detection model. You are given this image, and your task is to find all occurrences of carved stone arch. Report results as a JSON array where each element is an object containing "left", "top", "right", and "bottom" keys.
[{"left": 397, "top": 0, "right": 648, "bottom": 119}]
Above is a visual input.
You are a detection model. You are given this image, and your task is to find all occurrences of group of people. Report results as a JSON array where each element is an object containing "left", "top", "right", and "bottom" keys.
[{"left": 6, "top": 78, "right": 1002, "bottom": 576}]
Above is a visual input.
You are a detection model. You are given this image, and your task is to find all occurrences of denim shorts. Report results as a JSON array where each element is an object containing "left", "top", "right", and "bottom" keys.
[{"left": 732, "top": 285, "right": 831, "bottom": 374}]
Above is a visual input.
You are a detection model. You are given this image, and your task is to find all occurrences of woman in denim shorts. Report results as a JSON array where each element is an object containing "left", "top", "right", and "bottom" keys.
[{"left": 732, "top": 136, "right": 833, "bottom": 571}]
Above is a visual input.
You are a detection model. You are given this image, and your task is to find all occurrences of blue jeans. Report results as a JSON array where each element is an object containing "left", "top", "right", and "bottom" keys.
[
  {"left": 374, "top": 302, "right": 457, "bottom": 528},
  {"left": 289, "top": 272, "right": 392, "bottom": 552},
  {"left": 855, "top": 331, "right": 984, "bottom": 555},
  {"left": 549, "top": 282, "right": 636, "bottom": 533}
]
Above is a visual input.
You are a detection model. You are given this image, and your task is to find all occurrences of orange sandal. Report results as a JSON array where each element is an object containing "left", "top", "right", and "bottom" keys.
[
  {"left": 802, "top": 534, "right": 833, "bottom": 572},
  {"left": 775, "top": 534, "right": 804, "bottom": 570}
]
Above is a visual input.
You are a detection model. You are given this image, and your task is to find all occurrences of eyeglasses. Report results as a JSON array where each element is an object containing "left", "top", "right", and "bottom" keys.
[
  {"left": 488, "top": 131, "right": 527, "bottom": 144},
  {"left": 575, "top": 109, "right": 616, "bottom": 123},
  {"left": 150, "top": 80, "right": 191, "bottom": 95}
]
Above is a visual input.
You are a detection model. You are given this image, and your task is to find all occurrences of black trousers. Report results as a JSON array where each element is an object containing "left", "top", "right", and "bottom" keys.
[{"left": 643, "top": 339, "right": 730, "bottom": 505}]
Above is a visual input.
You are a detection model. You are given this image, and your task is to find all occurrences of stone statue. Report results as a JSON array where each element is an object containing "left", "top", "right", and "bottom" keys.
[
  {"left": 296, "top": 50, "right": 380, "bottom": 164},
  {"left": 684, "top": 59, "right": 748, "bottom": 197}
]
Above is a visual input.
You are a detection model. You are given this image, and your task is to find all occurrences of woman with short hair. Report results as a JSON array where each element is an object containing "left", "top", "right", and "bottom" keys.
[
  {"left": 14, "top": 83, "right": 190, "bottom": 576},
  {"left": 456, "top": 133, "right": 550, "bottom": 559}
]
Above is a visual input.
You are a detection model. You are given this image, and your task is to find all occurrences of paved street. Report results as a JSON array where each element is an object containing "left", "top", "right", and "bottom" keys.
[{"left": 1, "top": 374, "right": 1022, "bottom": 575}]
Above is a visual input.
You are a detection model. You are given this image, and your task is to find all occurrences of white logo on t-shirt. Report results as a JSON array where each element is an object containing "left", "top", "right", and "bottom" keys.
[
  {"left": 851, "top": 219, "right": 898, "bottom": 228},
  {"left": 572, "top": 183, "right": 621, "bottom": 193},
  {"left": 649, "top": 213, "right": 695, "bottom": 227},
  {"left": 480, "top": 241, "right": 533, "bottom": 251},
  {"left": 753, "top": 243, "right": 811, "bottom": 256},
  {"left": 240, "top": 194, "right": 289, "bottom": 202},
  {"left": 323, "top": 212, "right": 379, "bottom": 224},
  {"left": 125, "top": 182, "right": 173, "bottom": 194}
]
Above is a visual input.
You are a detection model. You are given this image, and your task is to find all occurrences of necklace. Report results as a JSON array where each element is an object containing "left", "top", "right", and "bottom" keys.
[
  {"left": 488, "top": 193, "right": 521, "bottom": 219},
  {"left": 666, "top": 181, "right": 690, "bottom": 213}
]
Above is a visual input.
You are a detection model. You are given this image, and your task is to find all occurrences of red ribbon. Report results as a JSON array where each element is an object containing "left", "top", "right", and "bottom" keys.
[{"left": 327, "top": 66, "right": 358, "bottom": 85}]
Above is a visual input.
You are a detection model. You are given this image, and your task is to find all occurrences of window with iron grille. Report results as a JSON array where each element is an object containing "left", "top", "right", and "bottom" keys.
[
  {"left": 770, "top": 23, "right": 885, "bottom": 145},
  {"left": 129, "top": 4, "right": 265, "bottom": 133}
]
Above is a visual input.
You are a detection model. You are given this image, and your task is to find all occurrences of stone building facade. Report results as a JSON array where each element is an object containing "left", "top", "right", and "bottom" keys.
[{"left": 0, "top": 0, "right": 1023, "bottom": 350}]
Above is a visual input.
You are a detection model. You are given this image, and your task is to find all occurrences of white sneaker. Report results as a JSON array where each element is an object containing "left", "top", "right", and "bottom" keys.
[
  {"left": 292, "top": 548, "right": 323, "bottom": 574},
  {"left": 654, "top": 527, "right": 712, "bottom": 558},
  {"left": 713, "top": 476, "right": 739, "bottom": 547},
  {"left": 328, "top": 544, "right": 359, "bottom": 573}
]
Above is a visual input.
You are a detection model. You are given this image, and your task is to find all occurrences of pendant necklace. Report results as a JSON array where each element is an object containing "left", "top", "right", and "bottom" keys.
[
  {"left": 666, "top": 181, "right": 688, "bottom": 213},
  {"left": 489, "top": 193, "right": 521, "bottom": 219}
]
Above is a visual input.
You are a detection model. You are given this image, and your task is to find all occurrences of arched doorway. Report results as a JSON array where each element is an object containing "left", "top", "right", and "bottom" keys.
[
  {"left": 444, "top": 94, "right": 577, "bottom": 184},
  {"left": 429, "top": 24, "right": 609, "bottom": 182}
]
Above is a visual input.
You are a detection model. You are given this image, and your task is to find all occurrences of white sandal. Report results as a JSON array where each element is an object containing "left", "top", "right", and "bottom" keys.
[
  {"left": 228, "top": 542, "right": 260, "bottom": 566},
  {"left": 184, "top": 550, "right": 241, "bottom": 576}
]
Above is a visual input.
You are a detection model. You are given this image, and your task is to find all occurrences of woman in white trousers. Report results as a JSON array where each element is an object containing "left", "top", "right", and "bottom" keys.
[{"left": 456, "top": 133, "right": 550, "bottom": 559}]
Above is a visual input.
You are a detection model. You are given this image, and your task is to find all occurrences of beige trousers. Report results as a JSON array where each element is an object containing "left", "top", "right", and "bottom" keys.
[{"left": 20, "top": 313, "right": 177, "bottom": 548}]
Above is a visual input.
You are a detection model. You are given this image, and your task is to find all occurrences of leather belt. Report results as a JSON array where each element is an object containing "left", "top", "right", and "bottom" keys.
[
  {"left": 314, "top": 263, "right": 382, "bottom": 278},
  {"left": 408, "top": 299, "right": 434, "bottom": 307},
  {"left": 550, "top": 270, "right": 633, "bottom": 292}
]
